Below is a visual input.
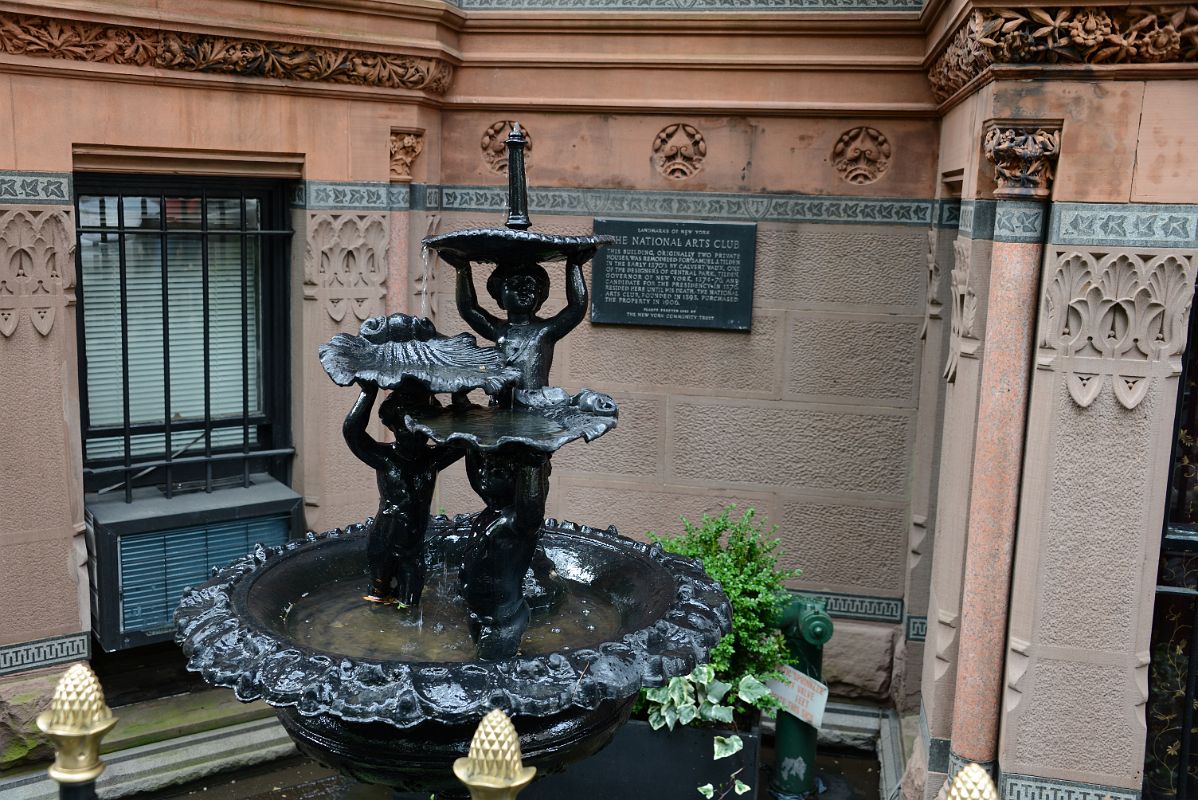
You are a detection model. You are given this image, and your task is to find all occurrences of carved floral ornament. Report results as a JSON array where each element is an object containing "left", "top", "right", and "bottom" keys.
[
  {"left": 983, "top": 125, "right": 1060, "bottom": 199},
  {"left": 653, "top": 123, "right": 706, "bottom": 180},
  {"left": 832, "top": 127, "right": 891, "bottom": 185},
  {"left": 390, "top": 131, "right": 424, "bottom": 182},
  {"left": 929, "top": 5, "right": 1198, "bottom": 102},
  {"left": 303, "top": 213, "right": 389, "bottom": 324},
  {"left": 0, "top": 209, "right": 75, "bottom": 338},
  {"left": 1039, "top": 249, "right": 1196, "bottom": 410},
  {"left": 0, "top": 11, "right": 452, "bottom": 94}
]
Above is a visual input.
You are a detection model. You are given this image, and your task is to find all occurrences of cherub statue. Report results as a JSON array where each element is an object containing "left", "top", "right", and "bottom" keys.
[
  {"left": 450, "top": 254, "right": 589, "bottom": 399},
  {"left": 343, "top": 380, "right": 464, "bottom": 606},
  {"left": 459, "top": 446, "right": 552, "bottom": 660}
]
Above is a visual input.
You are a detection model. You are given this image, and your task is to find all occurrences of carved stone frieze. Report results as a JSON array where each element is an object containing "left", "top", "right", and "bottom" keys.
[
  {"left": 0, "top": 208, "right": 75, "bottom": 338},
  {"left": 389, "top": 131, "right": 424, "bottom": 182},
  {"left": 652, "top": 123, "right": 706, "bottom": 180},
  {"left": 303, "top": 214, "right": 388, "bottom": 323},
  {"left": 929, "top": 5, "right": 1198, "bottom": 102},
  {"left": 832, "top": 127, "right": 892, "bottom": 185},
  {"left": 944, "top": 236, "right": 978, "bottom": 382},
  {"left": 0, "top": 11, "right": 452, "bottom": 94},
  {"left": 1039, "top": 249, "right": 1197, "bottom": 409},
  {"left": 983, "top": 125, "right": 1061, "bottom": 199},
  {"left": 482, "top": 121, "right": 532, "bottom": 174}
]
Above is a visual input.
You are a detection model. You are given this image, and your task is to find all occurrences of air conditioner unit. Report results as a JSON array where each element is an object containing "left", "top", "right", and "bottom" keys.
[{"left": 85, "top": 474, "right": 302, "bottom": 652}]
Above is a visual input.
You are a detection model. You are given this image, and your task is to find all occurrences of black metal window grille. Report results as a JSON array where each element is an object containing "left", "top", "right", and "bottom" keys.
[
  {"left": 74, "top": 175, "right": 294, "bottom": 502},
  {"left": 1150, "top": 293, "right": 1198, "bottom": 800}
]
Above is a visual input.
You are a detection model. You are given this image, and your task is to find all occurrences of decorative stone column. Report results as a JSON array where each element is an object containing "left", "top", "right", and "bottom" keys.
[{"left": 947, "top": 123, "right": 1060, "bottom": 772}]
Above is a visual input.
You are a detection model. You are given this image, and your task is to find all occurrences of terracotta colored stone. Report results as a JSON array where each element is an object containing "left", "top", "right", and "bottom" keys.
[{"left": 1132, "top": 80, "right": 1198, "bottom": 203}]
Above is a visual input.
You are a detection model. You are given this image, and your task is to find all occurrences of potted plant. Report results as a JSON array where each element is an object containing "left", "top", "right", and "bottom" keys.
[{"left": 524, "top": 506, "right": 799, "bottom": 800}]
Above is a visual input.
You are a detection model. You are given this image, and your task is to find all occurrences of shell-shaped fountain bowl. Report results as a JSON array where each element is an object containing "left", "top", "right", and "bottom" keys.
[{"left": 174, "top": 516, "right": 730, "bottom": 795}]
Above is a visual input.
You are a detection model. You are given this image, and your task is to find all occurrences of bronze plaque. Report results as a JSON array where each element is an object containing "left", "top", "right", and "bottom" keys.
[{"left": 589, "top": 218, "right": 756, "bottom": 331}]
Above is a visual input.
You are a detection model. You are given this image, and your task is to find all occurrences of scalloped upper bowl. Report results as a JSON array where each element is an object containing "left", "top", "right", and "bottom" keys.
[{"left": 174, "top": 517, "right": 730, "bottom": 795}]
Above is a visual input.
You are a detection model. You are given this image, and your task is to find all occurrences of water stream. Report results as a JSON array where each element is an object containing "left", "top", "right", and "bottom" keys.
[{"left": 285, "top": 570, "right": 620, "bottom": 662}]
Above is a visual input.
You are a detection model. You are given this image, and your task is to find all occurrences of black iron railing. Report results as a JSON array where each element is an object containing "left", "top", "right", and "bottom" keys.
[{"left": 73, "top": 176, "right": 293, "bottom": 502}]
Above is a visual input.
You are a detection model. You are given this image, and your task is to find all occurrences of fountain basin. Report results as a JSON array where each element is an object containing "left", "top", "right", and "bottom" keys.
[{"left": 175, "top": 516, "right": 731, "bottom": 794}]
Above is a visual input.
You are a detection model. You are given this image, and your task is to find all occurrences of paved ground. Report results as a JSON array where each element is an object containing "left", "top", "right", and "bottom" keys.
[{"left": 132, "top": 743, "right": 880, "bottom": 800}]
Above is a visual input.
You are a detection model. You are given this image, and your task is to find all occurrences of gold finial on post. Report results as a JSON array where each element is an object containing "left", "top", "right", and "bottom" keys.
[
  {"left": 453, "top": 708, "right": 536, "bottom": 800},
  {"left": 948, "top": 763, "right": 997, "bottom": 800},
  {"left": 36, "top": 663, "right": 118, "bottom": 785}
]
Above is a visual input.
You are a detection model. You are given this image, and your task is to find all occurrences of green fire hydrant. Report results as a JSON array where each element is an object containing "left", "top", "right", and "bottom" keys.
[{"left": 771, "top": 595, "right": 834, "bottom": 800}]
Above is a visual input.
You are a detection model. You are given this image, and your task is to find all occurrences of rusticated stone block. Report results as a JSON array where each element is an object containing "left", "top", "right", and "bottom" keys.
[
  {"left": 786, "top": 314, "right": 922, "bottom": 405},
  {"left": 755, "top": 224, "right": 925, "bottom": 311},
  {"left": 1038, "top": 388, "right": 1149, "bottom": 650},
  {"left": 1012, "top": 659, "right": 1132, "bottom": 776},
  {"left": 671, "top": 399, "right": 911, "bottom": 496},
  {"left": 552, "top": 393, "right": 662, "bottom": 478},
  {"left": 556, "top": 478, "right": 775, "bottom": 541},
  {"left": 776, "top": 498, "right": 906, "bottom": 594},
  {"left": 0, "top": 670, "right": 58, "bottom": 771},
  {"left": 565, "top": 312, "right": 783, "bottom": 398},
  {"left": 0, "top": 539, "right": 80, "bottom": 646},
  {"left": 821, "top": 618, "right": 896, "bottom": 700}
]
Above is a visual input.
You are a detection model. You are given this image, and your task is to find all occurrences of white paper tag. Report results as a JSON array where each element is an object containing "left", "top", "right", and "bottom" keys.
[{"left": 765, "top": 664, "right": 829, "bottom": 730}]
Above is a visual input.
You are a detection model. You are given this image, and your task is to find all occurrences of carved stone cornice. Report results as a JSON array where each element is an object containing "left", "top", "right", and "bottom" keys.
[
  {"left": 983, "top": 124, "right": 1060, "bottom": 200},
  {"left": 0, "top": 11, "right": 453, "bottom": 94},
  {"left": 929, "top": 5, "right": 1198, "bottom": 102}
]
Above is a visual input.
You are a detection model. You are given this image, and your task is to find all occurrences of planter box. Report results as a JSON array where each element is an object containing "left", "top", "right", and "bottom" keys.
[{"left": 524, "top": 718, "right": 762, "bottom": 800}]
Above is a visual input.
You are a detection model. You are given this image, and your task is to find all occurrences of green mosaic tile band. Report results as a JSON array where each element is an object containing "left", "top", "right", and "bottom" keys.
[{"left": 0, "top": 171, "right": 72, "bottom": 205}]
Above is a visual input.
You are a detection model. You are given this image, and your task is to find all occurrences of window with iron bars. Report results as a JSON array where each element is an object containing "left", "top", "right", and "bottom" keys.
[{"left": 74, "top": 175, "right": 294, "bottom": 501}]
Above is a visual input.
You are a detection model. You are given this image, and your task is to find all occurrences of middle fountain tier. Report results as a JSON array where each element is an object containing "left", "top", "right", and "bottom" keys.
[{"left": 175, "top": 121, "right": 732, "bottom": 795}]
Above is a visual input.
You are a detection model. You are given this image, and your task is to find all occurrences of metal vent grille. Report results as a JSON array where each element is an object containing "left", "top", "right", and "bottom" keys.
[{"left": 117, "top": 515, "right": 288, "bottom": 634}]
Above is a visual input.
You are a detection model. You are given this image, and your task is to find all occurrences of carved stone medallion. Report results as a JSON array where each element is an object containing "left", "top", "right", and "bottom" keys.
[
  {"left": 482, "top": 121, "right": 532, "bottom": 174},
  {"left": 652, "top": 123, "right": 706, "bottom": 180},
  {"left": 832, "top": 127, "right": 892, "bottom": 185}
]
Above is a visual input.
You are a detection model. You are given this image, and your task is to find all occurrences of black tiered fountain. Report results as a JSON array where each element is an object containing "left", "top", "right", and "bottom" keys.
[{"left": 174, "top": 124, "right": 731, "bottom": 796}]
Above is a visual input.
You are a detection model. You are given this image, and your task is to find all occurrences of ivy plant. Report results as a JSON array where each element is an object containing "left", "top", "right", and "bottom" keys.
[{"left": 644, "top": 665, "right": 768, "bottom": 798}]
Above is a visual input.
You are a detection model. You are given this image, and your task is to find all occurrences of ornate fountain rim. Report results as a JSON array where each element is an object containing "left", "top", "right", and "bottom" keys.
[{"left": 174, "top": 517, "right": 731, "bottom": 729}]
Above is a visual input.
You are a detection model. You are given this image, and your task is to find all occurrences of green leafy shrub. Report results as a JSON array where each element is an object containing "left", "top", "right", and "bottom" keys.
[{"left": 649, "top": 505, "right": 800, "bottom": 712}]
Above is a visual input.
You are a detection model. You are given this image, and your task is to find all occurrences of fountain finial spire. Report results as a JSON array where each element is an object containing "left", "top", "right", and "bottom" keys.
[{"left": 505, "top": 122, "right": 531, "bottom": 231}]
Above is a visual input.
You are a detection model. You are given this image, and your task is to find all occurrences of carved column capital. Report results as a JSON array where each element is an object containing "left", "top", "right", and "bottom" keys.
[{"left": 983, "top": 124, "right": 1061, "bottom": 200}]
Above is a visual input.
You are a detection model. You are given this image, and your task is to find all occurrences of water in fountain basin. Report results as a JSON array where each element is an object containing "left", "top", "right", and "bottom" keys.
[{"left": 284, "top": 570, "right": 621, "bottom": 662}]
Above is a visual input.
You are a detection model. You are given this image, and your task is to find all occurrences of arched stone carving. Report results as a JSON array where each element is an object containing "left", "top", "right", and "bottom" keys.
[
  {"left": 652, "top": 123, "right": 706, "bottom": 180},
  {"left": 303, "top": 213, "right": 389, "bottom": 323},
  {"left": 832, "top": 127, "right": 891, "bottom": 185},
  {"left": 944, "top": 237, "right": 978, "bottom": 382},
  {"left": 0, "top": 208, "right": 74, "bottom": 337},
  {"left": 1038, "top": 249, "right": 1196, "bottom": 410}
]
